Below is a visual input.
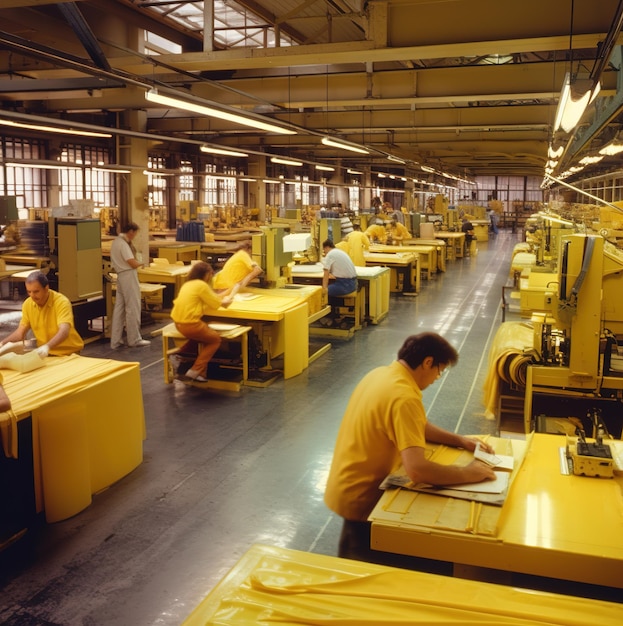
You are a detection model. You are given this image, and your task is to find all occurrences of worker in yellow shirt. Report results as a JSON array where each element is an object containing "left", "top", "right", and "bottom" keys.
[
  {"left": 213, "top": 241, "right": 263, "bottom": 296},
  {"left": 364, "top": 223, "right": 387, "bottom": 244},
  {"left": 170, "top": 262, "right": 233, "bottom": 382},
  {"left": 0, "top": 271, "right": 84, "bottom": 357},
  {"left": 343, "top": 225, "right": 370, "bottom": 266},
  {"left": 388, "top": 220, "right": 411, "bottom": 245}
]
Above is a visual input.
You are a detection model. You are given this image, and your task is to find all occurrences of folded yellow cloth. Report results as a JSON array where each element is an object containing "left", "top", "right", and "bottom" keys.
[{"left": 0, "top": 409, "right": 17, "bottom": 459}]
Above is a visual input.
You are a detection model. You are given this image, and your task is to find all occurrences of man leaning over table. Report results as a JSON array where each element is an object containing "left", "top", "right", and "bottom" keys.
[
  {"left": 324, "top": 332, "right": 495, "bottom": 565},
  {"left": 0, "top": 270, "right": 83, "bottom": 358}
]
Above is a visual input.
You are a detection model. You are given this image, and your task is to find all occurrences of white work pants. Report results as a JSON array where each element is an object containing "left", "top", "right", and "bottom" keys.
[{"left": 111, "top": 269, "right": 142, "bottom": 347}]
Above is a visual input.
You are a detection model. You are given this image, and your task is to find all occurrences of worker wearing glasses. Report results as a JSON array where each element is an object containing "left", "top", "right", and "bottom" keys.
[{"left": 325, "top": 332, "right": 496, "bottom": 565}]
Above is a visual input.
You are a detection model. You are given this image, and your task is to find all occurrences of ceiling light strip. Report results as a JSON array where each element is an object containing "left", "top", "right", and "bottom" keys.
[{"left": 146, "top": 89, "right": 295, "bottom": 135}]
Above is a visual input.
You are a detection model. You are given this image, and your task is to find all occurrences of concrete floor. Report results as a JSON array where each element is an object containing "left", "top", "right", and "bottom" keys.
[{"left": 0, "top": 231, "right": 620, "bottom": 625}]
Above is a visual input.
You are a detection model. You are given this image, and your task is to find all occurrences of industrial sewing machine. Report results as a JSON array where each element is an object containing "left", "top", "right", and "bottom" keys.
[{"left": 525, "top": 233, "right": 623, "bottom": 437}]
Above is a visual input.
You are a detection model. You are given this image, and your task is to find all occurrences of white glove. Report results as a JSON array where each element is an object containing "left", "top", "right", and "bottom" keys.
[{"left": 36, "top": 344, "right": 50, "bottom": 359}]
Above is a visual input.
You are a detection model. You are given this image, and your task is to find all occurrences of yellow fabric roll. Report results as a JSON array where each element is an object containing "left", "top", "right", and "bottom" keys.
[{"left": 483, "top": 322, "right": 535, "bottom": 420}]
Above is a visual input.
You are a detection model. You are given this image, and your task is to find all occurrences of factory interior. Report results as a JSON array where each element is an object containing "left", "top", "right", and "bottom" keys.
[{"left": 1, "top": 1, "right": 623, "bottom": 625}]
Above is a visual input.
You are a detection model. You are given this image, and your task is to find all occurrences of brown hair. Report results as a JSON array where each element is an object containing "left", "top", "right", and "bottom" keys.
[{"left": 188, "top": 261, "right": 214, "bottom": 281}]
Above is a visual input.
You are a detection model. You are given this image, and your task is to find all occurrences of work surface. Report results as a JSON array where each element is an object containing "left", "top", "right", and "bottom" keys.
[
  {"left": 370, "top": 433, "right": 623, "bottom": 588},
  {"left": 182, "top": 544, "right": 623, "bottom": 626}
]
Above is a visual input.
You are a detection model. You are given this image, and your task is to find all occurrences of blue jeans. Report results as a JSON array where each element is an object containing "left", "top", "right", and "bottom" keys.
[{"left": 328, "top": 277, "right": 357, "bottom": 297}]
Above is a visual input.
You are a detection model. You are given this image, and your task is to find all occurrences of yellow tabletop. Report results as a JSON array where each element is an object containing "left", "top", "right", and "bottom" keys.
[
  {"left": 370, "top": 433, "right": 623, "bottom": 588},
  {"left": 182, "top": 544, "right": 622, "bottom": 626}
]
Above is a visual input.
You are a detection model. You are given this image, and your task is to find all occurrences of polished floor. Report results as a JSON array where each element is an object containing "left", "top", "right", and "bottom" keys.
[{"left": 0, "top": 231, "right": 619, "bottom": 625}]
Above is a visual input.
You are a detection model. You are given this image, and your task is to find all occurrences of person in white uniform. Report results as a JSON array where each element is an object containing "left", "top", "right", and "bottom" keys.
[{"left": 110, "top": 222, "right": 150, "bottom": 348}]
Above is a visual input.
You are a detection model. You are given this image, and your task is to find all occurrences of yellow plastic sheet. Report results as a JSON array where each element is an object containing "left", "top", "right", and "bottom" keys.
[{"left": 183, "top": 545, "right": 622, "bottom": 625}]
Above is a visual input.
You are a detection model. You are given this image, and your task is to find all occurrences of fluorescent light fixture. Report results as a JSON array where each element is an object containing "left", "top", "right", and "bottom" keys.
[
  {"left": 270, "top": 156, "right": 303, "bottom": 166},
  {"left": 578, "top": 155, "right": 604, "bottom": 165},
  {"left": 387, "top": 155, "right": 406, "bottom": 164},
  {"left": 145, "top": 89, "right": 296, "bottom": 135},
  {"left": 599, "top": 135, "right": 623, "bottom": 156},
  {"left": 92, "top": 166, "right": 131, "bottom": 174},
  {"left": 421, "top": 165, "right": 436, "bottom": 173},
  {"left": 239, "top": 177, "right": 257, "bottom": 182},
  {"left": 262, "top": 179, "right": 281, "bottom": 184},
  {"left": 315, "top": 164, "right": 335, "bottom": 172},
  {"left": 0, "top": 118, "right": 111, "bottom": 138},
  {"left": 347, "top": 169, "right": 363, "bottom": 175},
  {"left": 5, "top": 161, "right": 81, "bottom": 170},
  {"left": 200, "top": 145, "right": 249, "bottom": 157},
  {"left": 548, "top": 144, "right": 564, "bottom": 159},
  {"left": 554, "top": 73, "right": 601, "bottom": 133},
  {"left": 321, "top": 137, "right": 369, "bottom": 154}
]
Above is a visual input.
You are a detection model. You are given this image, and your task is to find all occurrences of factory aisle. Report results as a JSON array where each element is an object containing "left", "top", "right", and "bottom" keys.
[{"left": 0, "top": 231, "right": 617, "bottom": 625}]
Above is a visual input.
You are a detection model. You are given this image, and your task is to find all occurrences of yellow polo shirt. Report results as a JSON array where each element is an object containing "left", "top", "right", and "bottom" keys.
[
  {"left": 213, "top": 250, "right": 256, "bottom": 290},
  {"left": 20, "top": 289, "right": 84, "bottom": 356},
  {"left": 324, "top": 361, "right": 427, "bottom": 521}
]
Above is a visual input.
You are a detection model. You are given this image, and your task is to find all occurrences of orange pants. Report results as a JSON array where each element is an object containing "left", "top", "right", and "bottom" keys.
[{"left": 174, "top": 321, "right": 221, "bottom": 375}]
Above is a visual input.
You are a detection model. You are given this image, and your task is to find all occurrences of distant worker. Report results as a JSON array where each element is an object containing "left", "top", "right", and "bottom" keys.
[
  {"left": 321, "top": 239, "right": 357, "bottom": 297},
  {"left": 364, "top": 223, "right": 387, "bottom": 244},
  {"left": 110, "top": 222, "right": 150, "bottom": 348},
  {"left": 213, "top": 241, "right": 263, "bottom": 296},
  {"left": 461, "top": 217, "right": 476, "bottom": 256},
  {"left": 324, "top": 332, "right": 496, "bottom": 563},
  {"left": 343, "top": 224, "right": 370, "bottom": 266},
  {"left": 0, "top": 271, "right": 84, "bottom": 357},
  {"left": 170, "top": 262, "right": 233, "bottom": 383},
  {"left": 388, "top": 219, "right": 411, "bottom": 244}
]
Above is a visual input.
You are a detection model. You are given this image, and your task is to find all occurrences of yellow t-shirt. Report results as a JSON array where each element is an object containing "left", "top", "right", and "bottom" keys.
[
  {"left": 171, "top": 279, "right": 222, "bottom": 324},
  {"left": 20, "top": 289, "right": 84, "bottom": 356},
  {"left": 213, "top": 250, "right": 256, "bottom": 290},
  {"left": 345, "top": 231, "right": 370, "bottom": 267},
  {"left": 324, "top": 361, "right": 427, "bottom": 521},
  {"left": 364, "top": 224, "right": 387, "bottom": 244}
]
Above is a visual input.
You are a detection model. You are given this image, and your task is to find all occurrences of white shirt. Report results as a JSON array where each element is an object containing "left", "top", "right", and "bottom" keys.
[{"left": 322, "top": 247, "right": 356, "bottom": 278}]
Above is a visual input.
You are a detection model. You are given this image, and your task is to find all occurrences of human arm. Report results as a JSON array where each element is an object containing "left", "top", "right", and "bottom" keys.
[
  {"left": 424, "top": 422, "right": 494, "bottom": 454},
  {"left": 36, "top": 322, "right": 70, "bottom": 357},
  {"left": 0, "top": 325, "right": 28, "bottom": 347},
  {"left": 322, "top": 268, "right": 331, "bottom": 291},
  {"left": 126, "top": 257, "right": 142, "bottom": 270},
  {"left": 401, "top": 444, "right": 495, "bottom": 486},
  {"left": 0, "top": 380, "right": 11, "bottom": 412}
]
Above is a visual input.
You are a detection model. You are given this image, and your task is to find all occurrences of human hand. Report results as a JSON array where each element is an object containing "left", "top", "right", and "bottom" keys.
[
  {"left": 36, "top": 344, "right": 50, "bottom": 359},
  {"left": 461, "top": 436, "right": 495, "bottom": 454},
  {"left": 464, "top": 459, "right": 496, "bottom": 482}
]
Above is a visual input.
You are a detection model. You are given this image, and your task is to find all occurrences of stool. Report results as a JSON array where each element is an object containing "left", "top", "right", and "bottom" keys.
[
  {"left": 316, "top": 285, "right": 365, "bottom": 337},
  {"left": 161, "top": 322, "right": 251, "bottom": 389}
]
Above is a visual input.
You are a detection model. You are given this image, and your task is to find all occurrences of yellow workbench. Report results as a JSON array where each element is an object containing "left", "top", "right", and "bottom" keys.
[
  {"left": 137, "top": 263, "right": 192, "bottom": 311},
  {"left": 291, "top": 264, "right": 391, "bottom": 324},
  {"left": 369, "top": 433, "right": 623, "bottom": 589},
  {"left": 364, "top": 251, "right": 420, "bottom": 294},
  {"left": 205, "top": 285, "right": 330, "bottom": 380},
  {"left": 371, "top": 243, "right": 438, "bottom": 280},
  {"left": 182, "top": 544, "right": 622, "bottom": 626},
  {"left": 434, "top": 231, "right": 466, "bottom": 259},
  {"left": 0, "top": 355, "right": 145, "bottom": 523}
]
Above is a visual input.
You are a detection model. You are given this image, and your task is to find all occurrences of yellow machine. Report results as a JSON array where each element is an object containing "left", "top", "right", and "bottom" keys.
[
  {"left": 252, "top": 226, "right": 294, "bottom": 288},
  {"left": 525, "top": 233, "right": 623, "bottom": 437}
]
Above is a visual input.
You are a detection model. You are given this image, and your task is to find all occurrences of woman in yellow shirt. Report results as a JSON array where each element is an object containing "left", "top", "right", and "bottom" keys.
[{"left": 170, "top": 262, "right": 232, "bottom": 382}]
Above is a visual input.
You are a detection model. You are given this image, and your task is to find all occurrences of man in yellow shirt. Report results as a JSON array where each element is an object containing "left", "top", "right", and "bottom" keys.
[
  {"left": 324, "top": 332, "right": 495, "bottom": 564},
  {"left": 343, "top": 225, "right": 370, "bottom": 266},
  {"left": 0, "top": 271, "right": 84, "bottom": 357},
  {"left": 213, "top": 241, "right": 263, "bottom": 296}
]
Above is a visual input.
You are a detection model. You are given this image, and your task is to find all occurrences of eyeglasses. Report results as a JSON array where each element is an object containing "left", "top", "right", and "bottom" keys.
[{"left": 436, "top": 364, "right": 447, "bottom": 378}]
